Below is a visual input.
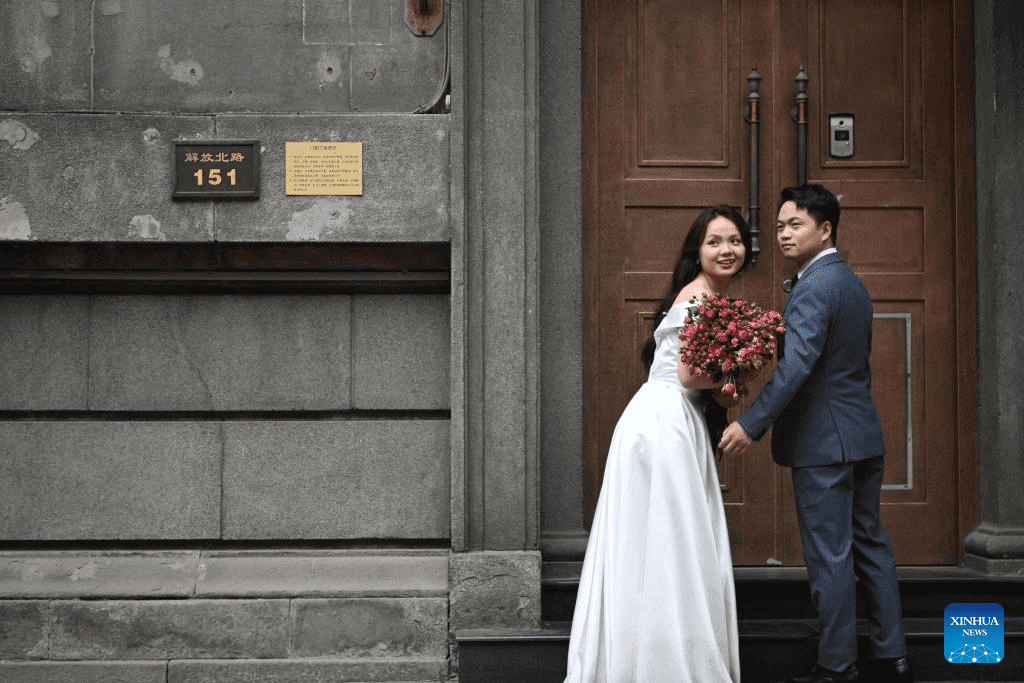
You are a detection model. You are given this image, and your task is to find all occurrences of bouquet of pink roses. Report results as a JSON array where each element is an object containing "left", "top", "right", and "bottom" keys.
[{"left": 678, "top": 292, "right": 785, "bottom": 398}]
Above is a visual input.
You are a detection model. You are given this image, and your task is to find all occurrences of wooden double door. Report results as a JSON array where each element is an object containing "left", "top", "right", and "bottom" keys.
[{"left": 583, "top": 0, "right": 976, "bottom": 565}]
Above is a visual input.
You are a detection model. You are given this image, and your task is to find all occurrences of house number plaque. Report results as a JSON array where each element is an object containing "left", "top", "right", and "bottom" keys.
[{"left": 172, "top": 140, "right": 260, "bottom": 199}]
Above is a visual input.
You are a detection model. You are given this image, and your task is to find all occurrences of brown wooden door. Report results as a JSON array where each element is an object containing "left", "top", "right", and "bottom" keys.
[{"left": 583, "top": 0, "right": 976, "bottom": 565}]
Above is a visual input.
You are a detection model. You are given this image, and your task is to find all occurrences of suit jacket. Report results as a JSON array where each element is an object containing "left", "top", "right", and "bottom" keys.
[{"left": 737, "top": 251, "right": 885, "bottom": 468}]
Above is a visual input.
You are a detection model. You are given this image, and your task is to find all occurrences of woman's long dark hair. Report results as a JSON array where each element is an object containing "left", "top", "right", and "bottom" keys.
[{"left": 639, "top": 205, "right": 754, "bottom": 450}]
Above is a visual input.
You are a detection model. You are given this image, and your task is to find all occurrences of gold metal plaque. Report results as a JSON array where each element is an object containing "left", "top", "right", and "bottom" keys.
[{"left": 285, "top": 141, "right": 363, "bottom": 196}]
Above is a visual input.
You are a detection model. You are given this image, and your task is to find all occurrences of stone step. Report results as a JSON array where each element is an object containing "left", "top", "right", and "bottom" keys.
[
  {"left": 171, "top": 657, "right": 449, "bottom": 682},
  {"left": 457, "top": 620, "right": 1024, "bottom": 683},
  {"left": 502, "top": 563, "right": 1024, "bottom": 682},
  {"left": 542, "top": 563, "right": 1024, "bottom": 622},
  {"left": 0, "top": 657, "right": 448, "bottom": 683},
  {"left": 0, "top": 596, "right": 448, "bottom": 662},
  {"left": 0, "top": 550, "right": 451, "bottom": 666}
]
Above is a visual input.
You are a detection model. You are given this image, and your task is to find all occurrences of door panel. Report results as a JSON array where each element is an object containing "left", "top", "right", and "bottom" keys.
[
  {"left": 818, "top": 0, "right": 918, "bottom": 167},
  {"left": 584, "top": 0, "right": 970, "bottom": 565},
  {"left": 633, "top": 0, "right": 733, "bottom": 167}
]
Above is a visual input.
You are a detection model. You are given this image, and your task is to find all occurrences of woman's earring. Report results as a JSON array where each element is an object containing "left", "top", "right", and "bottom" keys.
[{"left": 696, "top": 258, "right": 701, "bottom": 269}]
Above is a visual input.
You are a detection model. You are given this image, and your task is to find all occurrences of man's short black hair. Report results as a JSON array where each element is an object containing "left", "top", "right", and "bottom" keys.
[{"left": 780, "top": 183, "right": 840, "bottom": 245}]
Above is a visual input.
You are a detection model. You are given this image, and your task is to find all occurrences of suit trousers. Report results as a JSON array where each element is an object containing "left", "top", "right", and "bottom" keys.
[{"left": 790, "top": 456, "right": 908, "bottom": 671}]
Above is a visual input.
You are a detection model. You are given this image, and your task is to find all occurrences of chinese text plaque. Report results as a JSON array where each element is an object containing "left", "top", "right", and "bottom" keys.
[{"left": 285, "top": 141, "right": 363, "bottom": 196}]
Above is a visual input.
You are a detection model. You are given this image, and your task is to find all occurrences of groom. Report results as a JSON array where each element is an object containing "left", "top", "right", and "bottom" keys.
[{"left": 719, "top": 184, "right": 912, "bottom": 683}]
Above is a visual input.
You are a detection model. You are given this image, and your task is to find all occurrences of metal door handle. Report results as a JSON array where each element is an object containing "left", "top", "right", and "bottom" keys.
[
  {"left": 791, "top": 66, "right": 809, "bottom": 185},
  {"left": 744, "top": 68, "right": 762, "bottom": 262}
]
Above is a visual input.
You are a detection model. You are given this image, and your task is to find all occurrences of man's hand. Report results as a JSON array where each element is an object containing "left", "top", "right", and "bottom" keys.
[{"left": 719, "top": 421, "right": 754, "bottom": 458}]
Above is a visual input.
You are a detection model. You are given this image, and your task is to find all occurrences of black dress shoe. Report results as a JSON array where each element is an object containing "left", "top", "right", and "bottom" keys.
[
  {"left": 865, "top": 656, "right": 914, "bottom": 683},
  {"left": 786, "top": 663, "right": 860, "bottom": 683}
]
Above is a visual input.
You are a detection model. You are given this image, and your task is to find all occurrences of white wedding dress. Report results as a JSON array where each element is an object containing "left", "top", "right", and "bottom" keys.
[{"left": 564, "top": 301, "right": 740, "bottom": 682}]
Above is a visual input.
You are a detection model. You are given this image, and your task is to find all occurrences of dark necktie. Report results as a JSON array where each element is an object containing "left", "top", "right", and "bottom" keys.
[
  {"left": 783, "top": 273, "right": 798, "bottom": 293},
  {"left": 778, "top": 273, "right": 797, "bottom": 358}
]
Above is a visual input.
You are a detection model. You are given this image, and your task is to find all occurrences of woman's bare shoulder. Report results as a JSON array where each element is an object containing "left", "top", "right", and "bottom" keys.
[{"left": 674, "top": 282, "right": 709, "bottom": 305}]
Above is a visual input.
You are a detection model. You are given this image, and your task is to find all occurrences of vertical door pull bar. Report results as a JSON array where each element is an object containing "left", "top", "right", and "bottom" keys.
[
  {"left": 791, "top": 66, "right": 809, "bottom": 185},
  {"left": 744, "top": 68, "right": 762, "bottom": 262}
]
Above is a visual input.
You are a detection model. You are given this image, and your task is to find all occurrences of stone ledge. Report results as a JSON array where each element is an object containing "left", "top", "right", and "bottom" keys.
[
  {"left": 0, "top": 551, "right": 201, "bottom": 599},
  {"left": 0, "top": 661, "right": 167, "bottom": 683},
  {"left": 0, "top": 550, "right": 448, "bottom": 599},
  {"left": 964, "top": 554, "right": 1024, "bottom": 576},
  {"left": 167, "top": 657, "right": 448, "bottom": 682},
  {"left": 198, "top": 550, "right": 448, "bottom": 598},
  {"left": 0, "top": 658, "right": 449, "bottom": 683}
]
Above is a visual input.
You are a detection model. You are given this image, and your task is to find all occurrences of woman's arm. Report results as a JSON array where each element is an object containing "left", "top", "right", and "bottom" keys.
[
  {"left": 677, "top": 354, "right": 724, "bottom": 390},
  {"left": 674, "top": 285, "right": 724, "bottom": 391}
]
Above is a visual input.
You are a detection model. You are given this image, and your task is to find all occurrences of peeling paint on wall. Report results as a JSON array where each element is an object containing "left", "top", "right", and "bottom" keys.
[
  {"left": 19, "top": 34, "right": 52, "bottom": 73},
  {"left": 316, "top": 52, "right": 342, "bottom": 84},
  {"left": 100, "top": 0, "right": 123, "bottom": 16},
  {"left": 142, "top": 128, "right": 162, "bottom": 145},
  {"left": 130, "top": 214, "right": 165, "bottom": 240},
  {"left": 0, "top": 199, "right": 32, "bottom": 240},
  {"left": 286, "top": 198, "right": 353, "bottom": 241},
  {"left": 12, "top": 1, "right": 59, "bottom": 73},
  {"left": 0, "top": 120, "right": 41, "bottom": 151},
  {"left": 158, "top": 45, "right": 205, "bottom": 86}
]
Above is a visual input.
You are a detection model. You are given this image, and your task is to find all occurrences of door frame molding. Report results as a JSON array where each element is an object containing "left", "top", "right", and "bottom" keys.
[{"left": 952, "top": 0, "right": 979, "bottom": 557}]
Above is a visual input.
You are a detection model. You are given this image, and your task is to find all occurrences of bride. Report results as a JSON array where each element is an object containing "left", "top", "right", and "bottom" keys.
[{"left": 564, "top": 206, "right": 752, "bottom": 682}]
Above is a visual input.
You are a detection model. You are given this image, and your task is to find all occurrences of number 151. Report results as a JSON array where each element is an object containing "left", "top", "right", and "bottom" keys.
[{"left": 193, "top": 168, "right": 237, "bottom": 186}]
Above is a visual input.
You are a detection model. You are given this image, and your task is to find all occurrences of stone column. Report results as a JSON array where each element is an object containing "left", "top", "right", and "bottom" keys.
[
  {"left": 964, "top": 0, "right": 1024, "bottom": 575},
  {"left": 449, "top": 0, "right": 542, "bottom": 628}
]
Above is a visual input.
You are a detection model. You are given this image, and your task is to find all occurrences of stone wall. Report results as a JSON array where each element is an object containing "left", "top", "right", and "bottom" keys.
[
  {"left": 1, "top": 0, "right": 451, "bottom": 542},
  {"left": 0, "top": 294, "right": 450, "bottom": 541},
  {"left": 1, "top": 1, "right": 455, "bottom": 680},
  {"left": 0, "top": 114, "right": 448, "bottom": 242},
  {"left": 0, "top": 550, "right": 450, "bottom": 682}
]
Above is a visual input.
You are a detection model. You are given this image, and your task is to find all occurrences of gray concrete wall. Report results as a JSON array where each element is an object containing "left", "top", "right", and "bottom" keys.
[
  {"left": 1, "top": 2, "right": 456, "bottom": 674},
  {"left": 6, "top": 0, "right": 590, "bottom": 673},
  {"left": 0, "top": 113, "right": 448, "bottom": 242},
  {"left": 0, "top": 294, "right": 449, "bottom": 412},
  {"left": 2, "top": 0, "right": 443, "bottom": 113},
  {"left": 0, "top": 293, "right": 450, "bottom": 541},
  {"left": 1, "top": 0, "right": 451, "bottom": 546},
  {"left": 1, "top": 0, "right": 448, "bottom": 242}
]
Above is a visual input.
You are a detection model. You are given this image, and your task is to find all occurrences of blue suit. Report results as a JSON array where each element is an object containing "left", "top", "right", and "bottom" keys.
[{"left": 737, "top": 251, "right": 908, "bottom": 671}]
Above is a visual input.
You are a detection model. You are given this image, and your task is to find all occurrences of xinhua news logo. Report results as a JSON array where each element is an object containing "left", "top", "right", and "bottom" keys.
[{"left": 944, "top": 603, "right": 1003, "bottom": 664}]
